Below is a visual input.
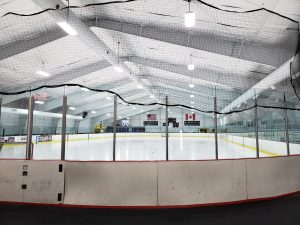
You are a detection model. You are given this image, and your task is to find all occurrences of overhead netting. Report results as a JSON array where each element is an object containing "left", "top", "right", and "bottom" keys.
[{"left": 0, "top": 0, "right": 299, "bottom": 114}]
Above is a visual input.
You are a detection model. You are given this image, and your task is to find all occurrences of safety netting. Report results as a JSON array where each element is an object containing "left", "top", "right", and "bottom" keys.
[{"left": 0, "top": 0, "right": 299, "bottom": 114}]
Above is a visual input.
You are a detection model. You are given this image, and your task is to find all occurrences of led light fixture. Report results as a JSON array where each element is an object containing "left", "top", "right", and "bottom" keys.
[
  {"left": 35, "top": 101, "right": 44, "bottom": 105},
  {"left": 184, "top": 11, "right": 195, "bottom": 28},
  {"left": 36, "top": 71, "right": 50, "bottom": 77},
  {"left": 187, "top": 63, "right": 195, "bottom": 70},
  {"left": 113, "top": 65, "right": 123, "bottom": 73}
]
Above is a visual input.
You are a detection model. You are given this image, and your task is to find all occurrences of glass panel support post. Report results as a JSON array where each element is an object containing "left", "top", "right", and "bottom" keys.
[
  {"left": 284, "top": 93, "right": 290, "bottom": 155},
  {"left": 61, "top": 95, "right": 67, "bottom": 160},
  {"left": 112, "top": 95, "right": 117, "bottom": 161},
  {"left": 214, "top": 97, "right": 218, "bottom": 160},
  {"left": 26, "top": 95, "right": 34, "bottom": 160},
  {"left": 165, "top": 96, "right": 169, "bottom": 161},
  {"left": 254, "top": 97, "right": 259, "bottom": 158}
]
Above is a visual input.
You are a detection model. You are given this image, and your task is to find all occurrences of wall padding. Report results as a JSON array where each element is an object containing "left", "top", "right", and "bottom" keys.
[
  {"left": 23, "top": 161, "right": 64, "bottom": 203},
  {"left": 64, "top": 162, "right": 157, "bottom": 206},
  {"left": 1, "top": 156, "right": 300, "bottom": 207},
  {"left": 246, "top": 156, "right": 300, "bottom": 199},
  {"left": 157, "top": 160, "right": 247, "bottom": 205},
  {"left": 0, "top": 160, "right": 24, "bottom": 202},
  {"left": 0, "top": 160, "right": 64, "bottom": 204}
]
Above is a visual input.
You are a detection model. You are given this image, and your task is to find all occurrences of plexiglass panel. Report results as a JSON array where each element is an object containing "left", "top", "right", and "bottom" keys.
[
  {"left": 116, "top": 97, "right": 165, "bottom": 161},
  {"left": 0, "top": 92, "right": 30, "bottom": 159},
  {"left": 65, "top": 87, "right": 114, "bottom": 161}
]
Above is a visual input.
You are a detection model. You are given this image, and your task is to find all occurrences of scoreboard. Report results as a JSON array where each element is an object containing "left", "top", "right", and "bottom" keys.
[
  {"left": 184, "top": 121, "right": 200, "bottom": 126},
  {"left": 162, "top": 122, "right": 179, "bottom": 128},
  {"left": 143, "top": 121, "right": 158, "bottom": 126}
]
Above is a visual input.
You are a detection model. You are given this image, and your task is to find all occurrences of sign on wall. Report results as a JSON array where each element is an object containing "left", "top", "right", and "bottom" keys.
[
  {"left": 147, "top": 114, "right": 157, "bottom": 121},
  {"left": 185, "top": 114, "right": 195, "bottom": 121},
  {"left": 122, "top": 120, "right": 129, "bottom": 126}
]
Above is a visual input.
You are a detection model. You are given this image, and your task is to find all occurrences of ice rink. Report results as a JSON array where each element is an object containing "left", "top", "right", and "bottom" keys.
[{"left": 0, "top": 134, "right": 292, "bottom": 161}]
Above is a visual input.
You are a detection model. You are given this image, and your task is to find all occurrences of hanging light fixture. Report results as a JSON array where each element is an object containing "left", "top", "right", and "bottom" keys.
[
  {"left": 184, "top": 0, "right": 195, "bottom": 28},
  {"left": 187, "top": 54, "right": 195, "bottom": 70},
  {"left": 187, "top": 64, "right": 195, "bottom": 70},
  {"left": 36, "top": 70, "right": 50, "bottom": 77}
]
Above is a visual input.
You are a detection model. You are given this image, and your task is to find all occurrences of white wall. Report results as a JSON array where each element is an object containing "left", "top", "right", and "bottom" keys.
[
  {"left": 2, "top": 156, "right": 299, "bottom": 207},
  {"left": 125, "top": 108, "right": 214, "bottom": 132},
  {"left": 78, "top": 118, "right": 91, "bottom": 133},
  {"left": 1, "top": 111, "right": 58, "bottom": 135},
  {"left": 56, "top": 118, "right": 76, "bottom": 134},
  {"left": 1, "top": 113, "right": 27, "bottom": 135}
]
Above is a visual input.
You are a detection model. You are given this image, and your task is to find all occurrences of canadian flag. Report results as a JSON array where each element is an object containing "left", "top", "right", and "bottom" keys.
[{"left": 185, "top": 114, "right": 195, "bottom": 121}]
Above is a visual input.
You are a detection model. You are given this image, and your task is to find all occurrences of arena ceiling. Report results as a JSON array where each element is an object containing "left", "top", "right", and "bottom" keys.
[{"left": 0, "top": 0, "right": 299, "bottom": 121}]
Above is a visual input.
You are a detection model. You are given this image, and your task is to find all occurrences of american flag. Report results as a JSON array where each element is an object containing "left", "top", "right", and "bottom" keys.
[
  {"left": 185, "top": 114, "right": 195, "bottom": 121},
  {"left": 147, "top": 114, "right": 157, "bottom": 121}
]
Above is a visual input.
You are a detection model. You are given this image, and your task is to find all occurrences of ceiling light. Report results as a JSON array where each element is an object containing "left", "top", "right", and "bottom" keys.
[
  {"left": 91, "top": 110, "right": 96, "bottom": 114},
  {"left": 106, "top": 96, "right": 112, "bottom": 100},
  {"left": 189, "top": 84, "right": 195, "bottom": 88},
  {"left": 118, "top": 116, "right": 121, "bottom": 118},
  {"left": 190, "top": 94, "right": 194, "bottom": 98},
  {"left": 81, "top": 87, "right": 89, "bottom": 92},
  {"left": 132, "top": 107, "right": 136, "bottom": 110},
  {"left": 190, "top": 101, "right": 194, "bottom": 104},
  {"left": 36, "top": 71, "right": 50, "bottom": 77},
  {"left": 271, "top": 85, "right": 276, "bottom": 90},
  {"left": 57, "top": 22, "right": 77, "bottom": 35},
  {"left": 184, "top": 11, "right": 195, "bottom": 28},
  {"left": 35, "top": 100, "right": 44, "bottom": 105},
  {"left": 140, "top": 110, "right": 144, "bottom": 112},
  {"left": 150, "top": 95, "right": 155, "bottom": 98},
  {"left": 106, "top": 113, "right": 111, "bottom": 116},
  {"left": 126, "top": 117, "right": 130, "bottom": 120},
  {"left": 187, "top": 64, "right": 195, "bottom": 70},
  {"left": 69, "top": 107, "right": 76, "bottom": 111},
  {"left": 113, "top": 65, "right": 123, "bottom": 73},
  {"left": 137, "top": 84, "right": 143, "bottom": 89}
]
